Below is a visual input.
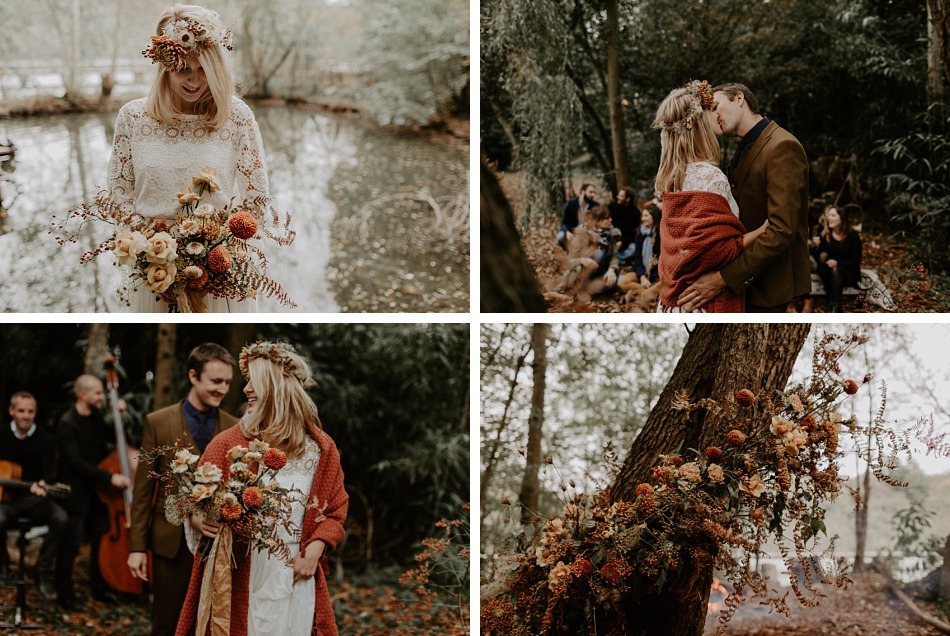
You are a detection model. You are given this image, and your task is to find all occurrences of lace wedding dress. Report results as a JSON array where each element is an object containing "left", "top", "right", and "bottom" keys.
[
  {"left": 657, "top": 161, "right": 741, "bottom": 313},
  {"left": 107, "top": 96, "right": 269, "bottom": 312}
]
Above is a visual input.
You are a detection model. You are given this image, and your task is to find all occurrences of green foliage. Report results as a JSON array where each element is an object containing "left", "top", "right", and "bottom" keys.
[
  {"left": 265, "top": 323, "right": 470, "bottom": 563},
  {"left": 874, "top": 105, "right": 950, "bottom": 270},
  {"left": 483, "top": 0, "right": 930, "bottom": 226},
  {"left": 358, "top": 0, "right": 469, "bottom": 125}
]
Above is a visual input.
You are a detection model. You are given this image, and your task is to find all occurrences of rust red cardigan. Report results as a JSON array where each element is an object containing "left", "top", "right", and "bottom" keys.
[
  {"left": 175, "top": 423, "right": 348, "bottom": 636},
  {"left": 659, "top": 190, "right": 746, "bottom": 313}
]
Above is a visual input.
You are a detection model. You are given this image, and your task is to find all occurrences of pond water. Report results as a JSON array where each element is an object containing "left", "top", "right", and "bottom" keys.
[{"left": 0, "top": 103, "right": 469, "bottom": 313}]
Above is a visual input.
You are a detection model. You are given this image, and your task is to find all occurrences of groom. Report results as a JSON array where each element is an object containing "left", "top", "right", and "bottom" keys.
[
  {"left": 127, "top": 343, "right": 238, "bottom": 636},
  {"left": 677, "top": 83, "right": 810, "bottom": 312}
]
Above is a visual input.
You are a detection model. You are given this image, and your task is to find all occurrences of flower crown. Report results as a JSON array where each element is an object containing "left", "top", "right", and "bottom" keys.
[
  {"left": 240, "top": 341, "right": 312, "bottom": 386},
  {"left": 661, "top": 80, "right": 715, "bottom": 134},
  {"left": 142, "top": 12, "right": 233, "bottom": 73}
]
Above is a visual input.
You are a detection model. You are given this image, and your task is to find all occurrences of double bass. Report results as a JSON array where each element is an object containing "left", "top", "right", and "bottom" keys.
[{"left": 97, "top": 353, "right": 147, "bottom": 594}]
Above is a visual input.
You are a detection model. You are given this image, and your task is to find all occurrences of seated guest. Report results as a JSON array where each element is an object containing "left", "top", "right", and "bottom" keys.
[
  {"left": 810, "top": 204, "right": 862, "bottom": 312},
  {"left": 586, "top": 204, "right": 622, "bottom": 291},
  {"left": 557, "top": 183, "right": 599, "bottom": 250},
  {"left": 633, "top": 203, "right": 662, "bottom": 286},
  {"left": 0, "top": 392, "right": 68, "bottom": 598},
  {"left": 609, "top": 186, "right": 639, "bottom": 264}
]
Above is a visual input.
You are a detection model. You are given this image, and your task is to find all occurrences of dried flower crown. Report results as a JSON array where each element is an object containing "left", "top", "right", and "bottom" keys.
[
  {"left": 661, "top": 80, "right": 715, "bottom": 134},
  {"left": 240, "top": 341, "right": 312, "bottom": 386},
  {"left": 142, "top": 12, "right": 233, "bottom": 72}
]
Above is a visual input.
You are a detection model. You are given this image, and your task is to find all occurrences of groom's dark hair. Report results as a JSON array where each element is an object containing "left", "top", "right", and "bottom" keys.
[
  {"left": 187, "top": 343, "right": 235, "bottom": 378},
  {"left": 713, "top": 83, "right": 761, "bottom": 115}
]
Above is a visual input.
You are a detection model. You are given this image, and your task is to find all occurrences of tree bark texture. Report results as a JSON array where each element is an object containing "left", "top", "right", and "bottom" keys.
[
  {"left": 223, "top": 324, "right": 257, "bottom": 415},
  {"left": 83, "top": 323, "right": 110, "bottom": 375},
  {"left": 605, "top": 0, "right": 630, "bottom": 190},
  {"left": 153, "top": 324, "right": 177, "bottom": 411},
  {"left": 941, "top": 532, "right": 950, "bottom": 600},
  {"left": 928, "top": 0, "right": 950, "bottom": 91},
  {"left": 480, "top": 161, "right": 547, "bottom": 313},
  {"left": 519, "top": 324, "right": 550, "bottom": 525},
  {"left": 604, "top": 323, "right": 811, "bottom": 636}
]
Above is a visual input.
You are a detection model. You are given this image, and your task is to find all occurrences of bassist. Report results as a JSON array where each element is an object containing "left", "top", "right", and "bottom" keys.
[{"left": 54, "top": 375, "right": 131, "bottom": 611}]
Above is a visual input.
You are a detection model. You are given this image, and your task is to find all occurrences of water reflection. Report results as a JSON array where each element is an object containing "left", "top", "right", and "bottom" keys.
[{"left": 0, "top": 104, "right": 468, "bottom": 312}]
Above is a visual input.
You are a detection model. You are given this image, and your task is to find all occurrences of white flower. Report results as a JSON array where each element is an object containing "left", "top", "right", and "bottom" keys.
[
  {"left": 193, "top": 462, "right": 223, "bottom": 484},
  {"left": 191, "top": 483, "right": 217, "bottom": 501},
  {"left": 220, "top": 492, "right": 239, "bottom": 507},
  {"left": 172, "top": 448, "right": 199, "bottom": 473},
  {"left": 146, "top": 262, "right": 177, "bottom": 293},
  {"left": 113, "top": 229, "right": 147, "bottom": 266},
  {"left": 248, "top": 439, "right": 270, "bottom": 453},
  {"left": 145, "top": 232, "right": 178, "bottom": 263},
  {"left": 195, "top": 203, "right": 215, "bottom": 217},
  {"left": 230, "top": 461, "right": 251, "bottom": 477},
  {"left": 227, "top": 446, "right": 249, "bottom": 462},
  {"left": 185, "top": 241, "right": 206, "bottom": 256},
  {"left": 179, "top": 218, "right": 201, "bottom": 236},
  {"left": 770, "top": 416, "right": 793, "bottom": 436},
  {"left": 243, "top": 451, "right": 263, "bottom": 464}
]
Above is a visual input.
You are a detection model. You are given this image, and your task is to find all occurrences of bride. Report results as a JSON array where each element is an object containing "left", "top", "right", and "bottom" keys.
[
  {"left": 108, "top": 4, "right": 271, "bottom": 312},
  {"left": 176, "top": 341, "right": 348, "bottom": 636}
]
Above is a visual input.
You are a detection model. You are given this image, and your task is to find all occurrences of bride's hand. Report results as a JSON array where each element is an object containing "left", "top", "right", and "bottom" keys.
[
  {"left": 189, "top": 513, "right": 221, "bottom": 539},
  {"left": 293, "top": 540, "right": 326, "bottom": 584}
]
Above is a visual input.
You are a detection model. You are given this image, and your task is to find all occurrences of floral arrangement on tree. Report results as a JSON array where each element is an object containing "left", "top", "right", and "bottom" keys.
[
  {"left": 148, "top": 438, "right": 316, "bottom": 564},
  {"left": 51, "top": 167, "right": 295, "bottom": 312},
  {"left": 482, "top": 331, "right": 912, "bottom": 636}
]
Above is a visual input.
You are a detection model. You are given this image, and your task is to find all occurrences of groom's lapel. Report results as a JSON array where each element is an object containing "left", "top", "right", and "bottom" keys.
[{"left": 731, "top": 121, "right": 778, "bottom": 195}]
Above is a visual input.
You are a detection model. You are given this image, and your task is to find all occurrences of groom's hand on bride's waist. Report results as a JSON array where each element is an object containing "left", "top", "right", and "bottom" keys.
[{"left": 679, "top": 271, "right": 727, "bottom": 312}]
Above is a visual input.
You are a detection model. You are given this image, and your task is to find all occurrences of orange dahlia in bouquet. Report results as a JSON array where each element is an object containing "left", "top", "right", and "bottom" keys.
[{"left": 52, "top": 167, "right": 296, "bottom": 312}]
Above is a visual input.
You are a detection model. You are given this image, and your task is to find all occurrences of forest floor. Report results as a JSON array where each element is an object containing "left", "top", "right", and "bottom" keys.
[
  {"left": 707, "top": 571, "right": 948, "bottom": 636},
  {"left": 496, "top": 172, "right": 950, "bottom": 314},
  {"left": 0, "top": 545, "right": 466, "bottom": 635}
]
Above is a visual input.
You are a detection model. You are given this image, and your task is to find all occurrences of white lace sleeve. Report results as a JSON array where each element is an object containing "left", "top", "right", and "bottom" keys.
[
  {"left": 682, "top": 162, "right": 740, "bottom": 218},
  {"left": 232, "top": 100, "right": 271, "bottom": 219},
  {"left": 107, "top": 103, "right": 137, "bottom": 218},
  {"left": 184, "top": 517, "right": 200, "bottom": 554}
]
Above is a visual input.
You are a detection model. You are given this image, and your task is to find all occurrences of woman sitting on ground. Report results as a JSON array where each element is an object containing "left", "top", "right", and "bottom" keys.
[{"left": 810, "top": 204, "right": 862, "bottom": 312}]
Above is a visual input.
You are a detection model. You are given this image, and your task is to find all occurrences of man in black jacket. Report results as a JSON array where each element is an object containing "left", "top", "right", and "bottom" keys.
[
  {"left": 0, "top": 391, "right": 68, "bottom": 598},
  {"left": 54, "top": 374, "right": 131, "bottom": 610},
  {"left": 557, "top": 183, "right": 598, "bottom": 250}
]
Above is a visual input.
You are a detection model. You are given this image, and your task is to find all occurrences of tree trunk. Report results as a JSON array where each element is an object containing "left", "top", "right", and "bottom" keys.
[
  {"left": 222, "top": 324, "right": 257, "bottom": 416},
  {"left": 518, "top": 324, "right": 550, "bottom": 525},
  {"left": 481, "top": 344, "right": 530, "bottom": 513},
  {"left": 853, "top": 469, "right": 870, "bottom": 574},
  {"left": 605, "top": 323, "right": 811, "bottom": 636},
  {"left": 153, "top": 324, "right": 177, "bottom": 411},
  {"left": 64, "top": 0, "right": 81, "bottom": 100},
  {"left": 480, "top": 161, "right": 547, "bottom": 312},
  {"left": 941, "top": 532, "right": 950, "bottom": 600},
  {"left": 928, "top": 0, "right": 950, "bottom": 93},
  {"left": 84, "top": 324, "right": 110, "bottom": 375},
  {"left": 605, "top": 0, "right": 630, "bottom": 190}
]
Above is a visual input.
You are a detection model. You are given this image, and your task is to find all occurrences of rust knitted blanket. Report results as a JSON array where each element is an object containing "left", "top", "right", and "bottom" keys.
[{"left": 659, "top": 190, "right": 746, "bottom": 313}]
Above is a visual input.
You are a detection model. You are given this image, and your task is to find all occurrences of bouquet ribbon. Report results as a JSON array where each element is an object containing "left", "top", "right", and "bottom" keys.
[{"left": 196, "top": 525, "right": 234, "bottom": 636}]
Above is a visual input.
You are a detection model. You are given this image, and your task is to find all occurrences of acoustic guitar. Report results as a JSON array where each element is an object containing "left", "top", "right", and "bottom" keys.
[{"left": 0, "top": 460, "right": 72, "bottom": 501}]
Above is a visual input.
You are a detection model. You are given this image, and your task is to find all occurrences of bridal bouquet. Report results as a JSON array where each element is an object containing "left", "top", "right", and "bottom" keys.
[
  {"left": 151, "top": 439, "right": 305, "bottom": 565},
  {"left": 51, "top": 168, "right": 295, "bottom": 312}
]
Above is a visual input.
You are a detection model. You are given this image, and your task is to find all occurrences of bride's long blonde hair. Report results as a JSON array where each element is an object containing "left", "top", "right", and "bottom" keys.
[
  {"left": 651, "top": 82, "right": 722, "bottom": 194},
  {"left": 240, "top": 342, "right": 321, "bottom": 458}
]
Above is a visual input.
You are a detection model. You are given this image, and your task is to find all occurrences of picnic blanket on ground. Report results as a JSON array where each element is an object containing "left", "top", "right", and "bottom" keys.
[{"left": 659, "top": 190, "right": 746, "bottom": 313}]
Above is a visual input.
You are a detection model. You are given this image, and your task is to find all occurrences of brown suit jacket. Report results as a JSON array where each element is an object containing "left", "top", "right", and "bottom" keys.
[
  {"left": 129, "top": 401, "right": 237, "bottom": 558},
  {"left": 720, "top": 120, "right": 810, "bottom": 308}
]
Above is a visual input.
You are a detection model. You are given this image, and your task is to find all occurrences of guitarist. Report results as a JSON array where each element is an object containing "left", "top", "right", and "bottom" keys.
[
  {"left": 0, "top": 391, "right": 68, "bottom": 599},
  {"left": 54, "top": 375, "right": 132, "bottom": 611},
  {"left": 127, "top": 343, "right": 238, "bottom": 636}
]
